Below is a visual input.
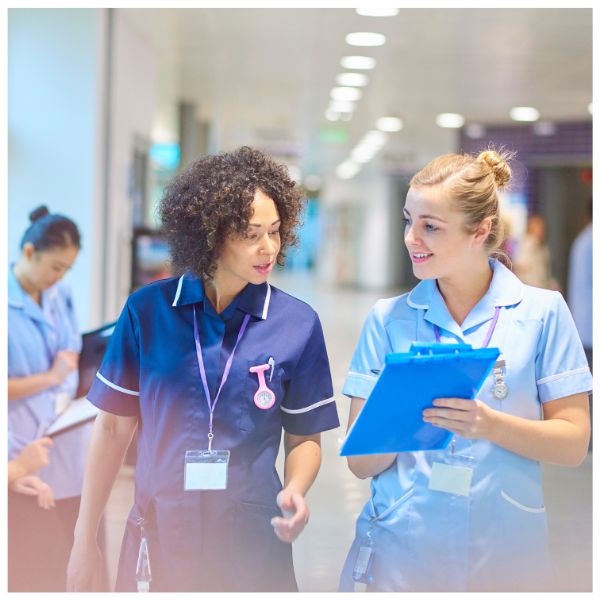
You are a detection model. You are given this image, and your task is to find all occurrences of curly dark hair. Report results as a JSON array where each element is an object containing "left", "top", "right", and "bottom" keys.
[{"left": 159, "top": 146, "right": 304, "bottom": 279}]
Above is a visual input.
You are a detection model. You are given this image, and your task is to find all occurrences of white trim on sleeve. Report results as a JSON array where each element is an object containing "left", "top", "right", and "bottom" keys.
[
  {"left": 172, "top": 275, "right": 184, "bottom": 307},
  {"left": 347, "top": 370, "right": 378, "bottom": 382},
  {"left": 280, "top": 397, "right": 335, "bottom": 415},
  {"left": 536, "top": 367, "right": 589, "bottom": 386},
  {"left": 96, "top": 372, "right": 140, "bottom": 396}
]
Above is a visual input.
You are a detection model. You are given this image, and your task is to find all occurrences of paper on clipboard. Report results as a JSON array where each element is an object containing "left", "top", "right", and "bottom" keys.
[
  {"left": 340, "top": 343, "right": 499, "bottom": 456},
  {"left": 45, "top": 397, "right": 99, "bottom": 438}
]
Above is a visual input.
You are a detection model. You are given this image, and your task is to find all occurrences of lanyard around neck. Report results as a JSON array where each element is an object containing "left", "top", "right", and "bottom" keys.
[
  {"left": 192, "top": 306, "right": 251, "bottom": 451},
  {"left": 434, "top": 306, "right": 501, "bottom": 348}
]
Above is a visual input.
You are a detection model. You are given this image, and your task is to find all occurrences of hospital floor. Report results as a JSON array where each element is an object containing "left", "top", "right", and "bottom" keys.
[{"left": 104, "top": 272, "right": 593, "bottom": 592}]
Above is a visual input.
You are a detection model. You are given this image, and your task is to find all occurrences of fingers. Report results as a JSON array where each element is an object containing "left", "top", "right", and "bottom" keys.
[
  {"left": 431, "top": 398, "right": 473, "bottom": 410},
  {"left": 271, "top": 493, "right": 309, "bottom": 543},
  {"left": 37, "top": 436, "right": 54, "bottom": 449},
  {"left": 423, "top": 408, "right": 467, "bottom": 423}
]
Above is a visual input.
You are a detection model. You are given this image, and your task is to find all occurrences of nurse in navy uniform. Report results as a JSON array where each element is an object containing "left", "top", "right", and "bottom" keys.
[{"left": 67, "top": 147, "right": 339, "bottom": 592}]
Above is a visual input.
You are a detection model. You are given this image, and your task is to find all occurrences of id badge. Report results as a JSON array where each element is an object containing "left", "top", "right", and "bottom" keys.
[
  {"left": 352, "top": 544, "right": 374, "bottom": 584},
  {"left": 184, "top": 450, "right": 230, "bottom": 491},
  {"left": 428, "top": 459, "right": 473, "bottom": 497}
]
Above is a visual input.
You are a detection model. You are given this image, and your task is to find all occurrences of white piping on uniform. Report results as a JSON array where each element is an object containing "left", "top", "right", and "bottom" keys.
[
  {"left": 96, "top": 372, "right": 140, "bottom": 396},
  {"left": 261, "top": 283, "right": 271, "bottom": 320},
  {"left": 501, "top": 490, "right": 546, "bottom": 513},
  {"left": 536, "top": 367, "right": 589, "bottom": 386},
  {"left": 172, "top": 275, "right": 184, "bottom": 307},
  {"left": 280, "top": 397, "right": 335, "bottom": 414},
  {"left": 347, "top": 371, "right": 378, "bottom": 382}
]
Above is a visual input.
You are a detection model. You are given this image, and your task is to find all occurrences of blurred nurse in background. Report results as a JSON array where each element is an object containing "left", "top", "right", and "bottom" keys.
[{"left": 7, "top": 205, "right": 90, "bottom": 591}]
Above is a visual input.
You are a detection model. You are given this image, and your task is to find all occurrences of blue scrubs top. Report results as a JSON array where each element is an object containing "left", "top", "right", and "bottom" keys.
[
  {"left": 339, "top": 259, "right": 592, "bottom": 592},
  {"left": 87, "top": 273, "right": 339, "bottom": 592},
  {"left": 8, "top": 265, "right": 89, "bottom": 500}
]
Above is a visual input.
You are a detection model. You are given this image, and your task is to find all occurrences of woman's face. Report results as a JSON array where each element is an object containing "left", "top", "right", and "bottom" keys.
[
  {"left": 22, "top": 243, "right": 79, "bottom": 291},
  {"left": 403, "top": 185, "right": 488, "bottom": 281},
  {"left": 216, "top": 189, "right": 281, "bottom": 287}
]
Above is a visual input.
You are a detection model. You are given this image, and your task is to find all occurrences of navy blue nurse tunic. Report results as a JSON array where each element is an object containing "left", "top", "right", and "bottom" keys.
[{"left": 87, "top": 273, "right": 339, "bottom": 592}]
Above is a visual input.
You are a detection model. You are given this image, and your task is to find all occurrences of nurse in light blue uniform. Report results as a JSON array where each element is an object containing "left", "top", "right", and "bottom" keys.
[
  {"left": 339, "top": 150, "right": 592, "bottom": 592},
  {"left": 8, "top": 205, "right": 89, "bottom": 592}
]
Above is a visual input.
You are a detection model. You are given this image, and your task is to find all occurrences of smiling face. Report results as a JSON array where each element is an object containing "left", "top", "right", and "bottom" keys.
[
  {"left": 215, "top": 189, "right": 281, "bottom": 289},
  {"left": 403, "top": 185, "right": 490, "bottom": 282}
]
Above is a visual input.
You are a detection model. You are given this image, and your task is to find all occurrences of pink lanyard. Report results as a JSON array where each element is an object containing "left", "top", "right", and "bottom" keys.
[
  {"left": 193, "top": 306, "right": 251, "bottom": 451},
  {"left": 434, "top": 306, "right": 501, "bottom": 348}
]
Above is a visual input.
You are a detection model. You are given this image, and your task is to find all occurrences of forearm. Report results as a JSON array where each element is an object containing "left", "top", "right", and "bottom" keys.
[
  {"left": 488, "top": 410, "right": 590, "bottom": 467},
  {"left": 347, "top": 452, "right": 397, "bottom": 480},
  {"left": 74, "top": 412, "right": 137, "bottom": 542},
  {"left": 283, "top": 435, "right": 321, "bottom": 496},
  {"left": 8, "top": 372, "right": 58, "bottom": 400},
  {"left": 7, "top": 460, "right": 28, "bottom": 485}
]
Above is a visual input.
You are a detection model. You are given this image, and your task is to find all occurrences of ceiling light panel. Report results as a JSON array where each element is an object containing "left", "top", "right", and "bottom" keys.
[
  {"left": 336, "top": 73, "right": 369, "bottom": 87},
  {"left": 376, "top": 117, "right": 403, "bottom": 132},
  {"left": 356, "top": 7, "right": 399, "bottom": 17},
  {"left": 346, "top": 32, "right": 386, "bottom": 47},
  {"left": 341, "top": 56, "right": 376, "bottom": 70},
  {"left": 509, "top": 106, "right": 540, "bottom": 122},
  {"left": 435, "top": 113, "right": 465, "bottom": 128},
  {"left": 330, "top": 87, "right": 362, "bottom": 102}
]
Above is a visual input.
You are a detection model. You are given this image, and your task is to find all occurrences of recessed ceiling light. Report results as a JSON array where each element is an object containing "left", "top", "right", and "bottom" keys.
[
  {"left": 341, "top": 56, "right": 376, "bottom": 70},
  {"left": 329, "top": 100, "right": 355, "bottom": 113},
  {"left": 435, "top": 113, "right": 465, "bottom": 128},
  {"left": 533, "top": 121, "right": 556, "bottom": 136},
  {"left": 376, "top": 117, "right": 403, "bottom": 132},
  {"left": 336, "top": 160, "right": 360, "bottom": 179},
  {"left": 588, "top": 102, "right": 593, "bottom": 115},
  {"left": 465, "top": 123, "right": 486, "bottom": 139},
  {"left": 362, "top": 130, "right": 387, "bottom": 147},
  {"left": 336, "top": 73, "right": 369, "bottom": 87},
  {"left": 509, "top": 106, "right": 539, "bottom": 122},
  {"left": 346, "top": 32, "right": 386, "bottom": 47},
  {"left": 330, "top": 87, "right": 362, "bottom": 102},
  {"left": 356, "top": 7, "right": 399, "bottom": 17},
  {"left": 351, "top": 148, "right": 375, "bottom": 163},
  {"left": 325, "top": 109, "right": 340, "bottom": 122}
]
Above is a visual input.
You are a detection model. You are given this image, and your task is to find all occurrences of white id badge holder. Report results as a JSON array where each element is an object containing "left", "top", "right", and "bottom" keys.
[
  {"left": 428, "top": 442, "right": 475, "bottom": 497},
  {"left": 184, "top": 450, "right": 230, "bottom": 491}
]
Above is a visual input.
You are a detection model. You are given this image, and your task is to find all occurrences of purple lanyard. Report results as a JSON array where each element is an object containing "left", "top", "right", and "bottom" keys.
[
  {"left": 434, "top": 306, "right": 501, "bottom": 348},
  {"left": 193, "top": 306, "right": 251, "bottom": 451}
]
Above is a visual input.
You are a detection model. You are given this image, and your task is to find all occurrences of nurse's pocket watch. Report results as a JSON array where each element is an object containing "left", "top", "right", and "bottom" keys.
[
  {"left": 492, "top": 359, "right": 508, "bottom": 399},
  {"left": 249, "top": 358, "right": 276, "bottom": 410}
]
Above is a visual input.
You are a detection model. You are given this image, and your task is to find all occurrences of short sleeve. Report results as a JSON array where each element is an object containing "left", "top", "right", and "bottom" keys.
[
  {"left": 280, "top": 313, "right": 339, "bottom": 435},
  {"left": 342, "top": 300, "right": 391, "bottom": 400},
  {"left": 86, "top": 300, "right": 141, "bottom": 417},
  {"left": 535, "top": 292, "right": 593, "bottom": 403}
]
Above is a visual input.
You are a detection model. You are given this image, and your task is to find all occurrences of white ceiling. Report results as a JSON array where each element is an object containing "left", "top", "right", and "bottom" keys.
[{"left": 120, "top": 7, "right": 593, "bottom": 179}]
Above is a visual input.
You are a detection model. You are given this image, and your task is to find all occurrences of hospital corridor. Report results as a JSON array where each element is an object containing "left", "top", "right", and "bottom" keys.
[{"left": 7, "top": 7, "right": 593, "bottom": 594}]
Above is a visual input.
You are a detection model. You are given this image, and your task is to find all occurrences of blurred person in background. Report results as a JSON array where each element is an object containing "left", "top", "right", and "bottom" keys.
[
  {"left": 7, "top": 206, "right": 91, "bottom": 591},
  {"left": 67, "top": 147, "right": 339, "bottom": 592},
  {"left": 339, "top": 150, "right": 591, "bottom": 592},
  {"left": 568, "top": 198, "right": 593, "bottom": 449},
  {"left": 513, "top": 213, "right": 560, "bottom": 290}
]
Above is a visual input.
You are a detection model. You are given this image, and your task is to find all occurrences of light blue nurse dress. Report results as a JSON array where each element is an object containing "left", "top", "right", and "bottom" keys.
[
  {"left": 339, "top": 259, "right": 593, "bottom": 592},
  {"left": 8, "top": 265, "right": 89, "bottom": 499}
]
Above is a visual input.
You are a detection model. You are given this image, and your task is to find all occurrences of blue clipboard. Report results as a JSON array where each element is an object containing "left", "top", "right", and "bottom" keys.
[{"left": 340, "top": 343, "right": 500, "bottom": 455}]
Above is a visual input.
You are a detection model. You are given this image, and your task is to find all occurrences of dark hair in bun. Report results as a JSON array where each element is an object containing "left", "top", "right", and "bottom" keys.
[{"left": 20, "top": 205, "right": 81, "bottom": 252}]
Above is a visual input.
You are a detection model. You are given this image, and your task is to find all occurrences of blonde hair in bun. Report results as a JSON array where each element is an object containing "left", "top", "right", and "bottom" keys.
[
  {"left": 409, "top": 147, "right": 515, "bottom": 258},
  {"left": 477, "top": 149, "right": 512, "bottom": 189}
]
